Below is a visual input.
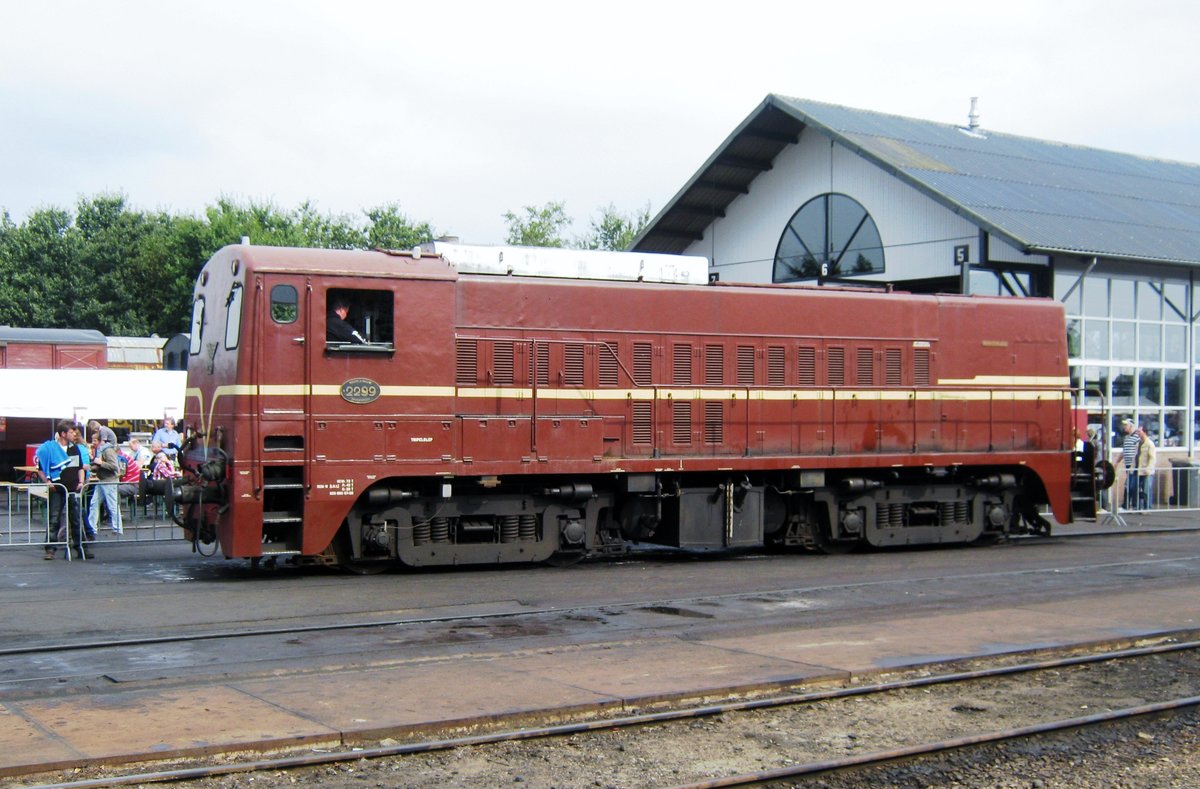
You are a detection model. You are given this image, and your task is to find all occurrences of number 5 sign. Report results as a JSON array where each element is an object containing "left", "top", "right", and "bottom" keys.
[{"left": 954, "top": 245, "right": 970, "bottom": 265}]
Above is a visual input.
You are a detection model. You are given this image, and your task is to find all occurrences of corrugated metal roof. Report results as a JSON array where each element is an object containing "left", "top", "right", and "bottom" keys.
[
  {"left": 106, "top": 335, "right": 166, "bottom": 368},
  {"left": 0, "top": 326, "right": 107, "bottom": 345},
  {"left": 634, "top": 95, "right": 1200, "bottom": 265}
]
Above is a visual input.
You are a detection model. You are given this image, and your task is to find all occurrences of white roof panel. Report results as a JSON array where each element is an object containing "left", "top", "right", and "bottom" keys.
[{"left": 424, "top": 242, "right": 708, "bottom": 285}]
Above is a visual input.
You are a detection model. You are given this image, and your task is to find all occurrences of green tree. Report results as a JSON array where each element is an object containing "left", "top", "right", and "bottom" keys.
[
  {"left": 0, "top": 210, "right": 21, "bottom": 324},
  {"left": 117, "top": 212, "right": 210, "bottom": 336},
  {"left": 295, "top": 201, "right": 366, "bottom": 250},
  {"left": 579, "top": 203, "right": 652, "bottom": 251},
  {"left": 364, "top": 203, "right": 436, "bottom": 249},
  {"left": 73, "top": 194, "right": 162, "bottom": 333},
  {"left": 0, "top": 206, "right": 80, "bottom": 328},
  {"left": 503, "top": 201, "right": 571, "bottom": 247},
  {"left": 201, "top": 198, "right": 327, "bottom": 249}
]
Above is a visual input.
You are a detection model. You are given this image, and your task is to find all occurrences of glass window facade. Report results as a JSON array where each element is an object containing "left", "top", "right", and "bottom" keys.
[{"left": 1060, "top": 264, "right": 1194, "bottom": 451}]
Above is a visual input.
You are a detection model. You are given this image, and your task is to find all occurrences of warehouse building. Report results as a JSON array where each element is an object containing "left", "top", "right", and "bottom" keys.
[{"left": 634, "top": 95, "right": 1200, "bottom": 454}]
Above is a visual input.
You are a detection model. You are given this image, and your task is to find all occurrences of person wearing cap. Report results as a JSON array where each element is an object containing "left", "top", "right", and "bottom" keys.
[
  {"left": 1135, "top": 425, "right": 1157, "bottom": 510},
  {"left": 1118, "top": 418, "right": 1141, "bottom": 511}
]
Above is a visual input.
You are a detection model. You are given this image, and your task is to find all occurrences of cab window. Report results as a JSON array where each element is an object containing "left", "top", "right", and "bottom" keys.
[
  {"left": 325, "top": 288, "right": 394, "bottom": 352},
  {"left": 224, "top": 283, "right": 244, "bottom": 350},
  {"left": 189, "top": 298, "right": 205, "bottom": 355}
]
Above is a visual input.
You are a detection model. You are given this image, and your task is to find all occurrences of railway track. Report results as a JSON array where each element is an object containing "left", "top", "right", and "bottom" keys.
[
  {"left": 674, "top": 696, "right": 1200, "bottom": 788},
  {"left": 21, "top": 635, "right": 1200, "bottom": 788}
]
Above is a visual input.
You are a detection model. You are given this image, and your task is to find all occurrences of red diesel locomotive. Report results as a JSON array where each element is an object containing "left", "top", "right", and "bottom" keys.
[{"left": 178, "top": 244, "right": 1087, "bottom": 571}]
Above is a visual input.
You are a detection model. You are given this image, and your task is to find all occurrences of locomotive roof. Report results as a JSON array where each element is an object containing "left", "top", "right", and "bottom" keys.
[
  {"left": 223, "top": 243, "right": 709, "bottom": 285},
  {"left": 460, "top": 269, "right": 1060, "bottom": 309},
  {"left": 228, "top": 244, "right": 460, "bottom": 280},
  {"left": 220, "top": 245, "right": 1061, "bottom": 315}
]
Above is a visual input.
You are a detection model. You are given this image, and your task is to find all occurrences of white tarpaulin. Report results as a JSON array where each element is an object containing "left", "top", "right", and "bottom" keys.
[{"left": 0, "top": 369, "right": 187, "bottom": 421}]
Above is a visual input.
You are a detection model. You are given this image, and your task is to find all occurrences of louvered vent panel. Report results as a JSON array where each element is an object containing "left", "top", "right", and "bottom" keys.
[
  {"left": 885, "top": 348, "right": 902, "bottom": 386},
  {"left": 857, "top": 348, "right": 874, "bottom": 386},
  {"left": 564, "top": 344, "right": 584, "bottom": 385},
  {"left": 530, "top": 344, "right": 549, "bottom": 386},
  {"left": 705, "top": 345, "right": 724, "bottom": 385},
  {"left": 633, "top": 342, "right": 653, "bottom": 386},
  {"left": 599, "top": 343, "right": 619, "bottom": 386},
  {"left": 798, "top": 347, "right": 816, "bottom": 386},
  {"left": 767, "top": 346, "right": 785, "bottom": 386},
  {"left": 673, "top": 344, "right": 692, "bottom": 385},
  {"left": 493, "top": 341, "right": 514, "bottom": 385},
  {"left": 673, "top": 401, "right": 692, "bottom": 444},
  {"left": 704, "top": 401, "right": 723, "bottom": 444},
  {"left": 632, "top": 401, "right": 653, "bottom": 444},
  {"left": 827, "top": 347, "right": 845, "bottom": 387},
  {"left": 456, "top": 339, "right": 477, "bottom": 386},
  {"left": 736, "top": 345, "right": 755, "bottom": 385},
  {"left": 914, "top": 347, "right": 930, "bottom": 386}
]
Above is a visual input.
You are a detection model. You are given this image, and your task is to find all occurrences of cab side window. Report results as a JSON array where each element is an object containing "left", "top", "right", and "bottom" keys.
[
  {"left": 271, "top": 285, "right": 298, "bottom": 323},
  {"left": 325, "top": 288, "right": 394, "bottom": 352}
]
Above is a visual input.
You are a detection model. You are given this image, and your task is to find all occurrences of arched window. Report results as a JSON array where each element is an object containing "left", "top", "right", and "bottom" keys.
[{"left": 774, "top": 194, "right": 885, "bottom": 283}]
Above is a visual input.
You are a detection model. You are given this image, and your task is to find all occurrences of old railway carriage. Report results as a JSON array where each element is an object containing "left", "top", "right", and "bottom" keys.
[{"left": 179, "top": 244, "right": 1077, "bottom": 570}]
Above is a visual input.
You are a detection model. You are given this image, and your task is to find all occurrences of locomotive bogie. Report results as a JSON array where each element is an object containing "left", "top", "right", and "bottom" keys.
[{"left": 340, "top": 480, "right": 610, "bottom": 566}]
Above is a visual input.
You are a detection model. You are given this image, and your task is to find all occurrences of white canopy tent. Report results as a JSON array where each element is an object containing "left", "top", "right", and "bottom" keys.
[{"left": 0, "top": 369, "right": 187, "bottom": 422}]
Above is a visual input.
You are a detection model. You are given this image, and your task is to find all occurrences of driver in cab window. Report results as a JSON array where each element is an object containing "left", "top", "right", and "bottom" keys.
[{"left": 327, "top": 298, "right": 367, "bottom": 344}]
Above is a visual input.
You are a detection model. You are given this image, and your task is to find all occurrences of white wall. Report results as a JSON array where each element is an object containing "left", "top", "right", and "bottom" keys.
[{"left": 686, "top": 129, "right": 1048, "bottom": 283}]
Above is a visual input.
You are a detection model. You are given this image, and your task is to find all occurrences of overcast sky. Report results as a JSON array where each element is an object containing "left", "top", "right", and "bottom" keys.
[{"left": 2, "top": 0, "right": 1196, "bottom": 244}]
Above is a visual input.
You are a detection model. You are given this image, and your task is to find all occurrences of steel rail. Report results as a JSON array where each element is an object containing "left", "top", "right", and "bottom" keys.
[
  {"left": 671, "top": 695, "right": 1200, "bottom": 788},
  {"left": 24, "top": 637, "right": 1200, "bottom": 788}
]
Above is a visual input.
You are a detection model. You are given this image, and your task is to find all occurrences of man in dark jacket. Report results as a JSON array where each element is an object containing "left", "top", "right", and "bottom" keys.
[
  {"left": 35, "top": 421, "right": 92, "bottom": 559},
  {"left": 327, "top": 299, "right": 367, "bottom": 344}
]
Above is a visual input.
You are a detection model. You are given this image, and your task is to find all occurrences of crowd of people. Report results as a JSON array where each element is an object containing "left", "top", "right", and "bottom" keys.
[{"left": 32, "top": 417, "right": 183, "bottom": 560}]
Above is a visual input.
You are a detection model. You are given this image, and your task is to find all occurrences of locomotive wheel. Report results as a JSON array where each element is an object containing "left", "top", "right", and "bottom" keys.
[
  {"left": 811, "top": 510, "right": 857, "bottom": 555},
  {"left": 813, "top": 533, "right": 857, "bottom": 555},
  {"left": 332, "top": 525, "right": 390, "bottom": 575},
  {"left": 545, "top": 549, "right": 585, "bottom": 568},
  {"left": 342, "top": 559, "right": 388, "bottom": 576}
]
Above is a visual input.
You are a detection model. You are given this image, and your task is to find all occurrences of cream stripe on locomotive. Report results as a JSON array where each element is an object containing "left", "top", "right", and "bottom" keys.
[
  {"left": 195, "top": 384, "right": 1072, "bottom": 403},
  {"left": 186, "top": 383, "right": 1070, "bottom": 443},
  {"left": 936, "top": 375, "right": 1071, "bottom": 387}
]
